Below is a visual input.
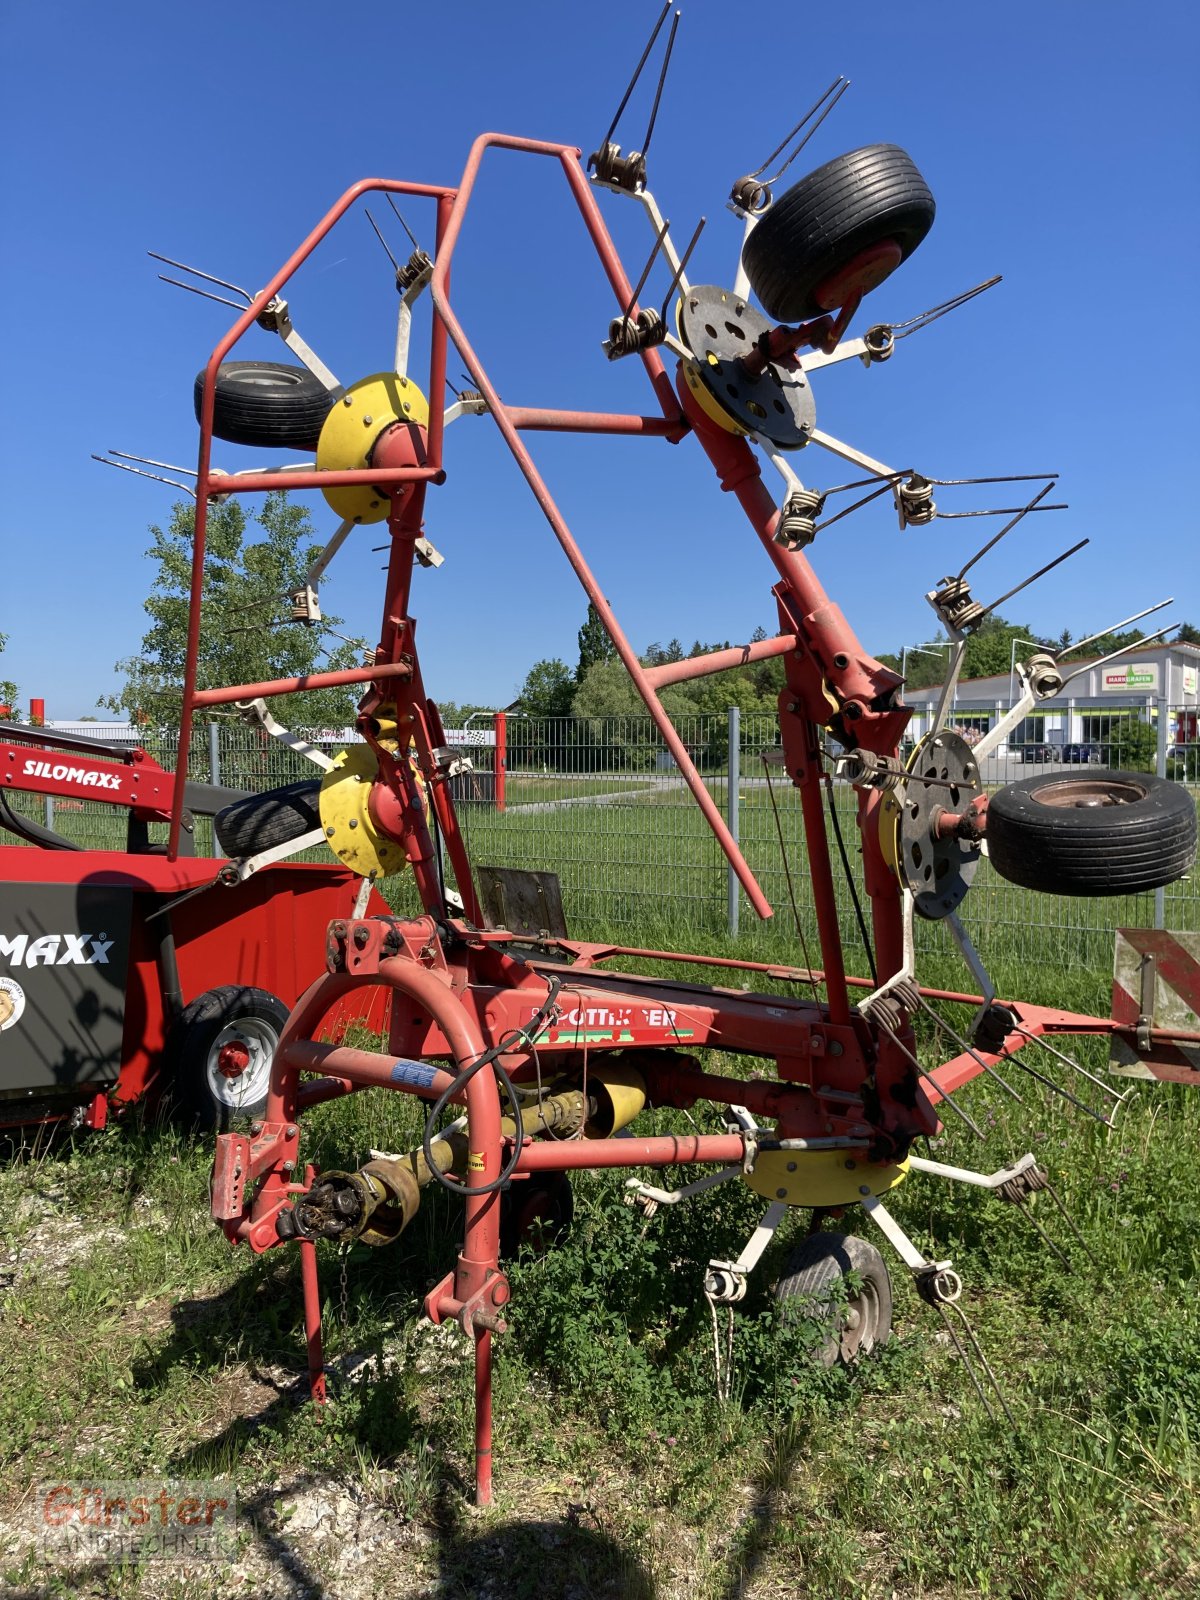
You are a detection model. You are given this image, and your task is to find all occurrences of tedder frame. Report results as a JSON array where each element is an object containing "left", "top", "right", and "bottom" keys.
[{"left": 139, "top": 123, "right": 1198, "bottom": 1506}]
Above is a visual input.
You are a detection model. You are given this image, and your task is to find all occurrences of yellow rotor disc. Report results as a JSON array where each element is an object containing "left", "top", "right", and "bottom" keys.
[
  {"left": 316, "top": 372, "right": 430, "bottom": 525},
  {"left": 743, "top": 1147, "right": 908, "bottom": 1208}
]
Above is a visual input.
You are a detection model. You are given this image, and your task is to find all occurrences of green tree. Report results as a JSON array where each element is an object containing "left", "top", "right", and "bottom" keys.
[
  {"left": 516, "top": 659, "right": 576, "bottom": 720},
  {"left": 575, "top": 601, "right": 618, "bottom": 684},
  {"left": 0, "top": 632, "right": 18, "bottom": 721},
  {"left": 1176, "top": 621, "right": 1200, "bottom": 646},
  {"left": 101, "top": 494, "right": 361, "bottom": 729}
]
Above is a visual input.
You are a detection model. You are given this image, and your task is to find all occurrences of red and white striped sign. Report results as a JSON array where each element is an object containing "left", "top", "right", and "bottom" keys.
[{"left": 1111, "top": 929, "right": 1200, "bottom": 1084}]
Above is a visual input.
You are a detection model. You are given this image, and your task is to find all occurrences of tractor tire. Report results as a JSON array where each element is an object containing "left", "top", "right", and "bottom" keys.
[
  {"left": 214, "top": 780, "right": 322, "bottom": 859},
  {"left": 169, "top": 985, "right": 290, "bottom": 1132},
  {"left": 986, "top": 770, "right": 1197, "bottom": 897},
  {"left": 776, "top": 1231, "right": 892, "bottom": 1367},
  {"left": 741, "top": 144, "right": 935, "bottom": 324},
  {"left": 500, "top": 1173, "right": 574, "bottom": 1260},
  {"left": 194, "top": 361, "right": 336, "bottom": 450}
]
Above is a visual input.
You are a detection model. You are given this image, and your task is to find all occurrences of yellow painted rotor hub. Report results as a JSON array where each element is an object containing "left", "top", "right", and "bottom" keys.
[
  {"left": 743, "top": 1147, "right": 908, "bottom": 1208},
  {"left": 316, "top": 371, "right": 430, "bottom": 525},
  {"left": 318, "top": 725, "right": 431, "bottom": 881}
]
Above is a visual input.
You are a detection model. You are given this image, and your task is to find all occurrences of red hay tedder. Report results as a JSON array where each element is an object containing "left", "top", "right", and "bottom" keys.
[{"left": 8, "top": 48, "right": 1197, "bottom": 1507}]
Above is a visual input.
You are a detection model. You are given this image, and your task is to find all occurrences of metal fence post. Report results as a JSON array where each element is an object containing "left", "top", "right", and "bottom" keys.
[
  {"left": 727, "top": 705, "right": 740, "bottom": 937},
  {"left": 1154, "top": 693, "right": 1168, "bottom": 929},
  {"left": 209, "top": 722, "right": 224, "bottom": 859}
]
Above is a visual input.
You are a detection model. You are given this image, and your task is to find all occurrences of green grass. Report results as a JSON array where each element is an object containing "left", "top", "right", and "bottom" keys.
[{"left": 1, "top": 924, "right": 1198, "bottom": 1597}]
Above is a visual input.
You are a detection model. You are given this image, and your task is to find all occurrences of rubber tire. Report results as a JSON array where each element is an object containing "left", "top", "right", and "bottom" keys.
[
  {"left": 741, "top": 144, "right": 935, "bottom": 324},
  {"left": 214, "top": 779, "right": 322, "bottom": 859},
  {"left": 499, "top": 1173, "right": 574, "bottom": 1260},
  {"left": 195, "top": 361, "right": 335, "bottom": 451},
  {"left": 776, "top": 1231, "right": 892, "bottom": 1368},
  {"left": 169, "top": 985, "right": 290, "bottom": 1132},
  {"left": 986, "top": 770, "right": 1197, "bottom": 897}
]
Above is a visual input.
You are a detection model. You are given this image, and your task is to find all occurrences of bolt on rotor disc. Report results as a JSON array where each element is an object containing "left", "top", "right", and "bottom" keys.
[{"left": 678, "top": 284, "right": 817, "bottom": 449}]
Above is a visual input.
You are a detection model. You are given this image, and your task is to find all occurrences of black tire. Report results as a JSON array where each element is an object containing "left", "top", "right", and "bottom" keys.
[
  {"left": 194, "top": 361, "right": 336, "bottom": 451},
  {"left": 741, "top": 144, "right": 935, "bottom": 324},
  {"left": 168, "top": 985, "right": 290, "bottom": 1132},
  {"left": 986, "top": 770, "right": 1197, "bottom": 897},
  {"left": 775, "top": 1231, "right": 892, "bottom": 1367},
  {"left": 499, "top": 1173, "right": 574, "bottom": 1260},
  {"left": 214, "top": 780, "right": 322, "bottom": 859}
]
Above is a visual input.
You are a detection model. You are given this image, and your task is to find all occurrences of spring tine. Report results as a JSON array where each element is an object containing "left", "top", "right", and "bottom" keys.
[
  {"left": 1041, "top": 1180, "right": 1101, "bottom": 1270},
  {"left": 814, "top": 479, "right": 900, "bottom": 534},
  {"left": 937, "top": 504, "right": 1068, "bottom": 519},
  {"left": 889, "top": 275, "right": 1003, "bottom": 338},
  {"left": 929, "top": 472, "right": 1058, "bottom": 487},
  {"left": 384, "top": 194, "right": 421, "bottom": 251},
  {"left": 659, "top": 215, "right": 706, "bottom": 315},
  {"left": 92, "top": 455, "right": 196, "bottom": 497},
  {"left": 364, "top": 208, "right": 399, "bottom": 271},
  {"left": 956, "top": 480, "right": 1058, "bottom": 582},
  {"left": 872, "top": 1013, "right": 986, "bottom": 1138},
  {"left": 1005, "top": 1052, "right": 1116, "bottom": 1127},
  {"left": 599, "top": 0, "right": 673, "bottom": 152},
  {"left": 761, "top": 78, "right": 851, "bottom": 187},
  {"left": 642, "top": 9, "right": 681, "bottom": 159},
  {"left": 1012, "top": 1194, "right": 1072, "bottom": 1269},
  {"left": 156, "top": 275, "right": 247, "bottom": 310},
  {"left": 979, "top": 538, "right": 1090, "bottom": 620},
  {"left": 821, "top": 470, "right": 911, "bottom": 495},
  {"left": 1059, "top": 598, "right": 1173, "bottom": 659},
  {"left": 1059, "top": 622, "right": 1177, "bottom": 690},
  {"left": 147, "top": 251, "right": 253, "bottom": 303},
  {"left": 912, "top": 993, "right": 1024, "bottom": 1103},
  {"left": 110, "top": 450, "right": 198, "bottom": 475},
  {"left": 744, "top": 77, "right": 845, "bottom": 182},
  {"left": 946, "top": 1300, "right": 1016, "bottom": 1426},
  {"left": 1009, "top": 1025, "right": 1127, "bottom": 1104},
  {"left": 624, "top": 218, "right": 671, "bottom": 321}
]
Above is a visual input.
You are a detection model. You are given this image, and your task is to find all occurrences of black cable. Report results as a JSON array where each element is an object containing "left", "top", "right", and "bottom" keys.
[
  {"left": 421, "top": 974, "right": 564, "bottom": 1198},
  {"left": 825, "top": 781, "right": 878, "bottom": 987}
]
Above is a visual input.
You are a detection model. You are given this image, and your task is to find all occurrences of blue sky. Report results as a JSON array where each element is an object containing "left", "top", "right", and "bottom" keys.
[{"left": 2, "top": 0, "right": 1197, "bottom": 719}]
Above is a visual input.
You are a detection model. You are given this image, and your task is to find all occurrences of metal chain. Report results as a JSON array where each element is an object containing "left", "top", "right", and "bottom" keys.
[{"left": 338, "top": 1243, "right": 350, "bottom": 1335}]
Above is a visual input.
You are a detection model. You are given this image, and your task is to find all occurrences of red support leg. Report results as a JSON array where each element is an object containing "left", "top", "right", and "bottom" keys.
[
  {"left": 474, "top": 1327, "right": 493, "bottom": 1507},
  {"left": 299, "top": 1236, "right": 327, "bottom": 1405}
]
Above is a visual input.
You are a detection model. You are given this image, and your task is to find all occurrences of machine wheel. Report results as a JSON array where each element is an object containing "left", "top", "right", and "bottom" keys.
[
  {"left": 740, "top": 145, "right": 935, "bottom": 324},
  {"left": 194, "top": 361, "right": 336, "bottom": 450},
  {"left": 170, "top": 986, "right": 290, "bottom": 1131},
  {"left": 214, "top": 779, "right": 322, "bottom": 859},
  {"left": 986, "top": 770, "right": 1197, "bottom": 896},
  {"left": 775, "top": 1231, "right": 892, "bottom": 1367},
  {"left": 500, "top": 1173, "right": 574, "bottom": 1259}
]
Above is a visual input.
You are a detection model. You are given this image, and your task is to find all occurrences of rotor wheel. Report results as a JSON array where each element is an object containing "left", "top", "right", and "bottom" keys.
[
  {"left": 195, "top": 361, "right": 336, "bottom": 451},
  {"left": 169, "top": 985, "right": 289, "bottom": 1131},
  {"left": 775, "top": 1231, "right": 892, "bottom": 1367},
  {"left": 741, "top": 144, "right": 935, "bottom": 324},
  {"left": 986, "top": 770, "right": 1197, "bottom": 896}
]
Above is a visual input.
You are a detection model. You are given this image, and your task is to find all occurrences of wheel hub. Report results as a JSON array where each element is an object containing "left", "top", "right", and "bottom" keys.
[
  {"left": 678, "top": 285, "right": 817, "bottom": 449},
  {"left": 217, "top": 1041, "right": 251, "bottom": 1080}
]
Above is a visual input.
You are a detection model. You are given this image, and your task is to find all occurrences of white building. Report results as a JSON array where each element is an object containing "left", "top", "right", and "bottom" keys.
[{"left": 901, "top": 641, "right": 1200, "bottom": 753}]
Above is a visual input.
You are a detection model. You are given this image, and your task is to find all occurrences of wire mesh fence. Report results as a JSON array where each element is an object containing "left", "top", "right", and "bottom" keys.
[{"left": 4, "top": 709, "right": 1197, "bottom": 977}]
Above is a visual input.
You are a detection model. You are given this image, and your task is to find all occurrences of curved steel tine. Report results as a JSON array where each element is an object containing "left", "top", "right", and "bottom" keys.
[
  {"left": 384, "top": 194, "right": 421, "bottom": 251},
  {"left": 749, "top": 78, "right": 851, "bottom": 187},
  {"left": 364, "top": 208, "right": 399, "bottom": 271},
  {"left": 1059, "top": 622, "right": 1177, "bottom": 690},
  {"left": 1058, "top": 599, "right": 1173, "bottom": 661},
  {"left": 92, "top": 454, "right": 196, "bottom": 497},
  {"left": 598, "top": 0, "right": 672, "bottom": 154},
  {"left": 979, "top": 538, "right": 1089, "bottom": 621},
  {"left": 148, "top": 251, "right": 253, "bottom": 304},
  {"left": 659, "top": 216, "right": 705, "bottom": 315},
  {"left": 642, "top": 9, "right": 681, "bottom": 160},
  {"left": 911, "top": 992, "right": 1024, "bottom": 1104},
  {"left": 956, "top": 480, "right": 1058, "bottom": 582},
  {"left": 888, "top": 275, "right": 1003, "bottom": 338}
]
